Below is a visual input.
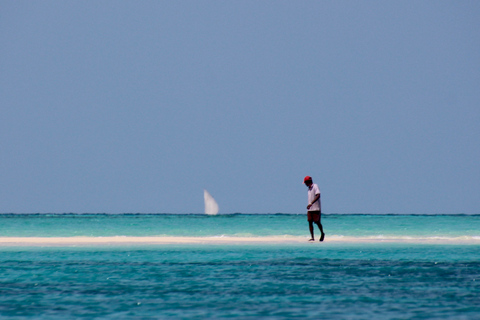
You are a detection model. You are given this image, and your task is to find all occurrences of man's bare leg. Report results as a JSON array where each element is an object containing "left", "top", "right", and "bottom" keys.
[{"left": 308, "top": 221, "right": 315, "bottom": 241}]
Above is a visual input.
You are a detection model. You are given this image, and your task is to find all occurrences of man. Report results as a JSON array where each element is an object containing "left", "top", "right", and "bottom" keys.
[{"left": 304, "top": 176, "right": 325, "bottom": 242}]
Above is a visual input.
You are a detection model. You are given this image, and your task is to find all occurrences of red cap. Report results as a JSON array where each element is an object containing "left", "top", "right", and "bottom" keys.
[{"left": 304, "top": 176, "right": 312, "bottom": 183}]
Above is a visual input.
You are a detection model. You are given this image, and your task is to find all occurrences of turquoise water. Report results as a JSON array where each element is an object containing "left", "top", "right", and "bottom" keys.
[
  {"left": 0, "top": 214, "right": 479, "bottom": 319},
  {"left": 0, "top": 213, "right": 479, "bottom": 238}
]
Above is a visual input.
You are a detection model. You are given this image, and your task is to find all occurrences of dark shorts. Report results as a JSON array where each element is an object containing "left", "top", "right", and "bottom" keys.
[{"left": 307, "top": 211, "right": 321, "bottom": 223}]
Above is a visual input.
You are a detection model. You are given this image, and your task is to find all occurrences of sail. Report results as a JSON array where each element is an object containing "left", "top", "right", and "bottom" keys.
[{"left": 204, "top": 189, "right": 219, "bottom": 215}]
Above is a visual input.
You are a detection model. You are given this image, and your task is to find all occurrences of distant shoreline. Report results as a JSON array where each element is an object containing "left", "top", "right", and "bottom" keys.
[{"left": 0, "top": 212, "right": 478, "bottom": 216}]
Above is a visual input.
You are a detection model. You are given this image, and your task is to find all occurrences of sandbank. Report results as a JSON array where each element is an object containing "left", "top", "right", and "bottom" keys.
[{"left": 0, "top": 236, "right": 478, "bottom": 246}]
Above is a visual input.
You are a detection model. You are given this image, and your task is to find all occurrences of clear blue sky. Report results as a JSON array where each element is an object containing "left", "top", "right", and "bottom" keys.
[{"left": 1, "top": 1, "right": 479, "bottom": 214}]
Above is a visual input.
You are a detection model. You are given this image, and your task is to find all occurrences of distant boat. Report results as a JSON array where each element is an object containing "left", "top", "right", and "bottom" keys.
[{"left": 204, "top": 189, "right": 219, "bottom": 215}]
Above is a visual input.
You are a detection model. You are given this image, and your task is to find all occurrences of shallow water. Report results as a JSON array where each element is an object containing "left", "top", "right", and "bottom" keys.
[
  {"left": 0, "top": 213, "right": 478, "bottom": 239},
  {"left": 0, "top": 214, "right": 479, "bottom": 319}
]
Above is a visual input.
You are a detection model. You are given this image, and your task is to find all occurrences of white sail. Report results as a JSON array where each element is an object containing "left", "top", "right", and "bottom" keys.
[{"left": 204, "top": 189, "right": 219, "bottom": 215}]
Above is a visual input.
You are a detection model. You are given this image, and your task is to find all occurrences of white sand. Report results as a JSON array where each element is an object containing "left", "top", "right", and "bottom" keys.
[
  {"left": 0, "top": 236, "right": 302, "bottom": 246},
  {"left": 0, "top": 236, "right": 478, "bottom": 246}
]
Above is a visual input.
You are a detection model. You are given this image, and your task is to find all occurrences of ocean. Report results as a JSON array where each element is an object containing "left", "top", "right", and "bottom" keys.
[{"left": 0, "top": 213, "right": 479, "bottom": 319}]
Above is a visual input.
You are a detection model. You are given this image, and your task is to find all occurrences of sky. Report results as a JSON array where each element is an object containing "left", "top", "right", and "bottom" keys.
[{"left": 1, "top": 1, "right": 479, "bottom": 214}]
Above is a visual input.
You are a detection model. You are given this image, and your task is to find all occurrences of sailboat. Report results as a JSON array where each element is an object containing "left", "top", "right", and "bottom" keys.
[{"left": 204, "top": 189, "right": 219, "bottom": 215}]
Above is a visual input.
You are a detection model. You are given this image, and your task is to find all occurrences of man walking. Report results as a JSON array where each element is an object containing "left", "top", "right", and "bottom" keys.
[{"left": 304, "top": 176, "right": 325, "bottom": 242}]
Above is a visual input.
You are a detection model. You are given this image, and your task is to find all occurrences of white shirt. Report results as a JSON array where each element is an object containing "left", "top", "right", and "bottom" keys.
[{"left": 307, "top": 183, "right": 321, "bottom": 212}]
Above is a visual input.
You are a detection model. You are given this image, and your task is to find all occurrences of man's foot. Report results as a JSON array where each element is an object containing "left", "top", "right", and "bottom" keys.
[
  {"left": 320, "top": 233, "right": 325, "bottom": 242},
  {"left": 308, "top": 238, "right": 315, "bottom": 241}
]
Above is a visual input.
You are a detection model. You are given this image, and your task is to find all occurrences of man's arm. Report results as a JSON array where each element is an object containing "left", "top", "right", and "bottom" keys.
[{"left": 307, "top": 193, "right": 320, "bottom": 210}]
